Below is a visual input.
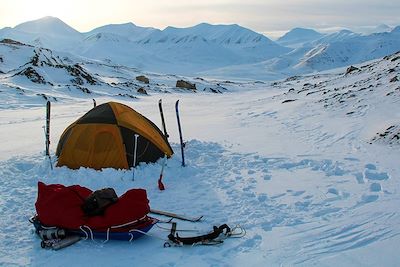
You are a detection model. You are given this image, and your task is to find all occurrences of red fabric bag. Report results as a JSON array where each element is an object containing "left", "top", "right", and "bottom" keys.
[{"left": 35, "top": 182, "right": 150, "bottom": 230}]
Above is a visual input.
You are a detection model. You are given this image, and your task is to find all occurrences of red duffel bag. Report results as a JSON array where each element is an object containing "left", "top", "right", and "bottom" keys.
[{"left": 35, "top": 182, "right": 150, "bottom": 231}]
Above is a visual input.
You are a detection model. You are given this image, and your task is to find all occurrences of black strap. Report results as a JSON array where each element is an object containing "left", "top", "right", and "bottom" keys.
[{"left": 168, "top": 223, "right": 231, "bottom": 245}]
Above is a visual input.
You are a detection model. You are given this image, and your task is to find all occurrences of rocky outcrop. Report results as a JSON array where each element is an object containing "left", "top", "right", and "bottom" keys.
[
  {"left": 67, "top": 64, "right": 97, "bottom": 85},
  {"left": 345, "top": 66, "right": 359, "bottom": 75},
  {"left": 371, "top": 125, "right": 400, "bottom": 145},
  {"left": 136, "top": 75, "right": 149, "bottom": 84},
  {"left": 16, "top": 67, "right": 46, "bottom": 84},
  {"left": 137, "top": 87, "right": 148, "bottom": 95},
  {"left": 176, "top": 80, "right": 196, "bottom": 90}
]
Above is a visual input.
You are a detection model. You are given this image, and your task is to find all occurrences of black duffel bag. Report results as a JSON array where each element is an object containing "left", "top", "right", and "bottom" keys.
[{"left": 82, "top": 188, "right": 118, "bottom": 216}]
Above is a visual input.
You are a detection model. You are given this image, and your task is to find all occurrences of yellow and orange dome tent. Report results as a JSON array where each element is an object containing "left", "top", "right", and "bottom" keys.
[{"left": 56, "top": 102, "right": 173, "bottom": 170}]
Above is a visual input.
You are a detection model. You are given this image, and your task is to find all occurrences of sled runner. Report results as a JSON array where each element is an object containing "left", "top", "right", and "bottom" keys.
[{"left": 30, "top": 215, "right": 158, "bottom": 244}]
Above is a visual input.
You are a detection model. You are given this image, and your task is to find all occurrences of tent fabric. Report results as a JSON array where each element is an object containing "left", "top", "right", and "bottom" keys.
[
  {"left": 56, "top": 102, "right": 173, "bottom": 170},
  {"left": 35, "top": 182, "right": 151, "bottom": 231}
]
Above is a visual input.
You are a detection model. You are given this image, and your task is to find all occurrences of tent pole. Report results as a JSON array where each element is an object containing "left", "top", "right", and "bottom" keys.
[{"left": 132, "top": 134, "right": 139, "bottom": 181}]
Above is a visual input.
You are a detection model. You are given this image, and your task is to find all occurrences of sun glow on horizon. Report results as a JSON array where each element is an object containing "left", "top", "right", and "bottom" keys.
[{"left": 1, "top": 0, "right": 400, "bottom": 34}]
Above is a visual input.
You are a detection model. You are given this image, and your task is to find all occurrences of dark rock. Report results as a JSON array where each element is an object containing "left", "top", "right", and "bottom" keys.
[
  {"left": 76, "top": 86, "right": 91, "bottom": 94},
  {"left": 137, "top": 87, "right": 148, "bottom": 95},
  {"left": 176, "top": 80, "right": 196, "bottom": 90},
  {"left": 203, "top": 87, "right": 222, "bottom": 93},
  {"left": 36, "top": 93, "right": 48, "bottom": 100},
  {"left": 66, "top": 64, "right": 96, "bottom": 85},
  {"left": 17, "top": 67, "right": 46, "bottom": 84},
  {"left": 345, "top": 66, "right": 359, "bottom": 75},
  {"left": 136, "top": 75, "right": 149, "bottom": 84},
  {"left": 282, "top": 99, "right": 297, "bottom": 104},
  {"left": 390, "top": 76, "right": 398, "bottom": 83},
  {"left": 0, "top": 39, "right": 30, "bottom": 46},
  {"left": 118, "top": 93, "right": 137, "bottom": 99},
  {"left": 391, "top": 56, "right": 400, "bottom": 62},
  {"left": 30, "top": 53, "right": 39, "bottom": 66}
]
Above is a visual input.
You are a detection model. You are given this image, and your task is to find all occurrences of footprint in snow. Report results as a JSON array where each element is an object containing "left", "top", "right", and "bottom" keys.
[
  {"left": 365, "top": 163, "right": 377, "bottom": 170},
  {"left": 312, "top": 207, "right": 342, "bottom": 217},
  {"left": 370, "top": 183, "right": 382, "bottom": 192},
  {"left": 354, "top": 172, "right": 365, "bottom": 184},
  {"left": 360, "top": 194, "right": 379, "bottom": 203},
  {"left": 327, "top": 188, "right": 339, "bottom": 195},
  {"left": 364, "top": 169, "right": 389, "bottom": 181},
  {"left": 247, "top": 169, "right": 256, "bottom": 175},
  {"left": 261, "top": 168, "right": 269, "bottom": 173},
  {"left": 292, "top": 190, "right": 306, "bottom": 196},
  {"left": 263, "top": 174, "right": 272, "bottom": 180},
  {"left": 257, "top": 194, "right": 268, "bottom": 202},
  {"left": 271, "top": 193, "right": 286, "bottom": 199}
]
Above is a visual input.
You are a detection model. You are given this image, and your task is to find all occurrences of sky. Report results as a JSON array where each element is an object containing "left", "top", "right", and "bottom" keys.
[{"left": 1, "top": 0, "right": 400, "bottom": 38}]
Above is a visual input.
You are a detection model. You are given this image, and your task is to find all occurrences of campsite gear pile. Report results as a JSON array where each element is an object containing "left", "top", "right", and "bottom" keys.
[
  {"left": 33, "top": 100, "right": 244, "bottom": 250},
  {"left": 32, "top": 182, "right": 245, "bottom": 249},
  {"left": 32, "top": 182, "right": 157, "bottom": 249}
]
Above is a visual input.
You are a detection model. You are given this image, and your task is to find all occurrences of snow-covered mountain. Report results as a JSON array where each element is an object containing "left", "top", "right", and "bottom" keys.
[
  {"left": 277, "top": 27, "right": 324, "bottom": 48},
  {"left": 0, "top": 38, "right": 243, "bottom": 107},
  {"left": 0, "top": 17, "right": 291, "bottom": 75},
  {"left": 204, "top": 27, "right": 400, "bottom": 80},
  {"left": 297, "top": 27, "right": 400, "bottom": 71},
  {"left": 85, "top": 22, "right": 157, "bottom": 42},
  {"left": 0, "top": 17, "right": 82, "bottom": 51},
  {"left": 0, "top": 17, "right": 399, "bottom": 80}
]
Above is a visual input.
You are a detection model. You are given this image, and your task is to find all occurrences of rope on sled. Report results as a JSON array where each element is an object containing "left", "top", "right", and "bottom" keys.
[{"left": 79, "top": 215, "right": 151, "bottom": 243}]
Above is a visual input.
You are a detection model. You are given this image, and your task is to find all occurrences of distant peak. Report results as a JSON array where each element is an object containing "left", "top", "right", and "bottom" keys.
[
  {"left": 338, "top": 29, "right": 353, "bottom": 34},
  {"left": 26, "top": 16, "right": 65, "bottom": 24},
  {"left": 40, "top": 16, "right": 61, "bottom": 21},
  {"left": 392, "top": 26, "right": 400, "bottom": 33},
  {"left": 14, "top": 16, "right": 81, "bottom": 35}
]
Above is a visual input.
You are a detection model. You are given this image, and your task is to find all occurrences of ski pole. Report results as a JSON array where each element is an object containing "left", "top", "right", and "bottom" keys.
[
  {"left": 132, "top": 134, "right": 139, "bottom": 181},
  {"left": 44, "top": 101, "right": 53, "bottom": 170},
  {"left": 158, "top": 156, "right": 166, "bottom": 190},
  {"left": 158, "top": 99, "right": 169, "bottom": 139},
  {"left": 175, "top": 100, "right": 185, "bottom": 167},
  {"left": 42, "top": 126, "right": 53, "bottom": 170}
]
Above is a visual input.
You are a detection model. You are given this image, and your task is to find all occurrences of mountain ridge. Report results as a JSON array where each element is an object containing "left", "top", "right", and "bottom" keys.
[{"left": 0, "top": 17, "right": 399, "bottom": 80}]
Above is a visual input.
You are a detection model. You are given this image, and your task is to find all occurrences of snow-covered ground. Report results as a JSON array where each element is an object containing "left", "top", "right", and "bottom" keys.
[{"left": 1, "top": 47, "right": 400, "bottom": 266}]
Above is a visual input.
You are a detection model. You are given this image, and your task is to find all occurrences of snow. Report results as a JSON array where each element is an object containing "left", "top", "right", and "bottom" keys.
[
  {"left": 1, "top": 33, "right": 400, "bottom": 267},
  {"left": 276, "top": 27, "right": 324, "bottom": 48}
]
